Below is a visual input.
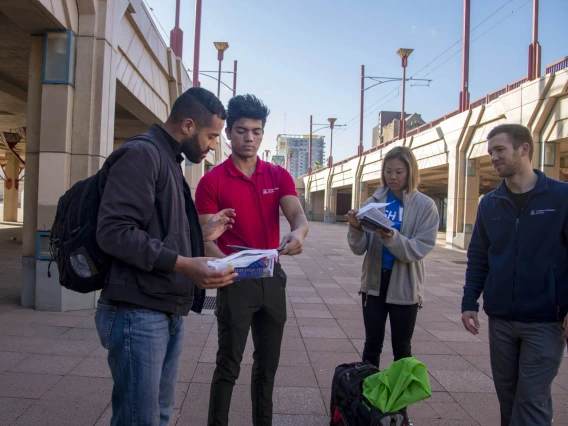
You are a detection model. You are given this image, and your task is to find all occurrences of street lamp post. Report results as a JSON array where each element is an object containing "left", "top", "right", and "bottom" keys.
[
  {"left": 308, "top": 115, "right": 313, "bottom": 174},
  {"left": 309, "top": 118, "right": 346, "bottom": 172},
  {"left": 396, "top": 48, "right": 413, "bottom": 139},
  {"left": 359, "top": 50, "right": 429, "bottom": 150},
  {"left": 192, "top": 61, "right": 238, "bottom": 98},
  {"left": 359, "top": 65, "right": 365, "bottom": 156},
  {"left": 233, "top": 60, "right": 238, "bottom": 98},
  {"left": 213, "top": 42, "right": 229, "bottom": 98},
  {"left": 170, "top": 0, "right": 184, "bottom": 58},
  {"left": 192, "top": 0, "right": 202, "bottom": 87},
  {"left": 327, "top": 118, "right": 337, "bottom": 167}
]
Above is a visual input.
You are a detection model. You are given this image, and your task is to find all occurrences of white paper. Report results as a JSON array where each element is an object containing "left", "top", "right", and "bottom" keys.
[
  {"left": 208, "top": 249, "right": 278, "bottom": 268},
  {"left": 355, "top": 202, "right": 395, "bottom": 231},
  {"left": 207, "top": 249, "right": 279, "bottom": 279},
  {"left": 356, "top": 202, "right": 392, "bottom": 217}
]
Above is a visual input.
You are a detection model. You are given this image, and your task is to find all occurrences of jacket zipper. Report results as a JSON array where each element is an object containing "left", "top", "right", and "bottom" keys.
[
  {"left": 492, "top": 193, "right": 526, "bottom": 320},
  {"left": 512, "top": 207, "right": 523, "bottom": 316}
]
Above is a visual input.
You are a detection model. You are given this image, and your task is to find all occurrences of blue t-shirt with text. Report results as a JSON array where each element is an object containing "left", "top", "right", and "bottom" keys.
[{"left": 381, "top": 190, "right": 403, "bottom": 270}]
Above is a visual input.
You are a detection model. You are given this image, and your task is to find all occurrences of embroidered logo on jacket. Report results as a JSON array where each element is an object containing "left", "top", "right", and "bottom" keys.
[{"left": 529, "top": 209, "right": 556, "bottom": 216}]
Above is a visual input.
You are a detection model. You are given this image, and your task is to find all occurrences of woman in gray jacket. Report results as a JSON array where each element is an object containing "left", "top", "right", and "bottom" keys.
[{"left": 346, "top": 146, "right": 439, "bottom": 369}]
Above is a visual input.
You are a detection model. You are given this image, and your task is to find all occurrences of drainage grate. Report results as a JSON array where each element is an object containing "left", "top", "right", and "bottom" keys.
[{"left": 202, "top": 296, "right": 216, "bottom": 310}]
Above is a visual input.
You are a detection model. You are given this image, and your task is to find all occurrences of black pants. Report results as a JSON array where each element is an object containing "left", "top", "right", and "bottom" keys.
[
  {"left": 208, "top": 263, "right": 287, "bottom": 426},
  {"left": 362, "top": 269, "right": 419, "bottom": 369}
]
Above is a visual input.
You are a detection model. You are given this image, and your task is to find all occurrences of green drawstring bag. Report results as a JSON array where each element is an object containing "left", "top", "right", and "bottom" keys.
[{"left": 362, "top": 357, "right": 432, "bottom": 413}]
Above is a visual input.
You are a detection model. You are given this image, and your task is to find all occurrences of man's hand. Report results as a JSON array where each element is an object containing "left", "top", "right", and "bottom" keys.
[
  {"left": 346, "top": 209, "right": 361, "bottom": 229},
  {"left": 462, "top": 311, "right": 480, "bottom": 335},
  {"left": 174, "top": 256, "right": 237, "bottom": 289},
  {"left": 201, "top": 209, "right": 236, "bottom": 243},
  {"left": 278, "top": 230, "right": 304, "bottom": 256},
  {"left": 563, "top": 313, "right": 568, "bottom": 339}
]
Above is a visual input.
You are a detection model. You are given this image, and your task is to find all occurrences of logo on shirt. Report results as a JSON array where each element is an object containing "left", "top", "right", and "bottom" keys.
[
  {"left": 385, "top": 210, "right": 397, "bottom": 221},
  {"left": 263, "top": 188, "right": 279, "bottom": 195},
  {"left": 384, "top": 206, "right": 403, "bottom": 222},
  {"left": 529, "top": 209, "right": 556, "bottom": 216}
]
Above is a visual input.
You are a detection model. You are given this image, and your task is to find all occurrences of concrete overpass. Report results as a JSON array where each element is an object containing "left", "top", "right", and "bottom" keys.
[
  {"left": 301, "top": 61, "right": 568, "bottom": 250},
  {"left": 0, "top": 0, "right": 231, "bottom": 311}
]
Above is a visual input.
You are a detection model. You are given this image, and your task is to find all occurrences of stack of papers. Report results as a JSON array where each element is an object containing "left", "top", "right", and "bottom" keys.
[
  {"left": 207, "top": 249, "right": 279, "bottom": 280},
  {"left": 355, "top": 202, "right": 394, "bottom": 232}
]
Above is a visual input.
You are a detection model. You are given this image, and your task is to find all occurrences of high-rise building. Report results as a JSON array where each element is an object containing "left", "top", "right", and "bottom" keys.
[{"left": 275, "top": 134, "right": 325, "bottom": 177}]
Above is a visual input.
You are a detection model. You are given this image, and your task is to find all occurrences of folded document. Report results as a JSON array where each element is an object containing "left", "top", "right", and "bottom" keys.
[
  {"left": 207, "top": 249, "right": 279, "bottom": 280},
  {"left": 355, "top": 202, "right": 395, "bottom": 232}
]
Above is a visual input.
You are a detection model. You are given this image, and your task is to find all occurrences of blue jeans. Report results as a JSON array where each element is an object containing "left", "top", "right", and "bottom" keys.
[{"left": 95, "top": 299, "right": 185, "bottom": 426}]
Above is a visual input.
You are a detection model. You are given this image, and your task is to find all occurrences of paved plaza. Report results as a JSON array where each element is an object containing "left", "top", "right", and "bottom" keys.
[{"left": 0, "top": 219, "right": 567, "bottom": 426}]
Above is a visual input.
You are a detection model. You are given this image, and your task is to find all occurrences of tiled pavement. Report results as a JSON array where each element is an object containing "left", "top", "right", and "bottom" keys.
[{"left": 0, "top": 220, "right": 567, "bottom": 426}]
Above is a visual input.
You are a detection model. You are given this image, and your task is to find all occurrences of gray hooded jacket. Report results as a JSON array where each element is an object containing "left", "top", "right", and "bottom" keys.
[{"left": 347, "top": 187, "right": 439, "bottom": 304}]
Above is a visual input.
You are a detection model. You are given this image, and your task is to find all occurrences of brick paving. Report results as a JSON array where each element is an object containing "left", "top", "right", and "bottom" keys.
[{"left": 0, "top": 220, "right": 567, "bottom": 425}]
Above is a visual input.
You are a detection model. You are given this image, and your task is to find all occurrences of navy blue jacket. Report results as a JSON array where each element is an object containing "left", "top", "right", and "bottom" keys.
[{"left": 462, "top": 169, "right": 568, "bottom": 322}]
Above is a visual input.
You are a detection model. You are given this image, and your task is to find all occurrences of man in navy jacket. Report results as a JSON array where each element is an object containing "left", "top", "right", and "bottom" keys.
[{"left": 462, "top": 124, "right": 568, "bottom": 426}]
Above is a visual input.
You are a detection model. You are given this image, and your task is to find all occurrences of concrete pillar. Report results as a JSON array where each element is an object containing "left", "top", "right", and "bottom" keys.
[
  {"left": 70, "top": 31, "right": 117, "bottom": 183},
  {"left": 445, "top": 146, "right": 465, "bottom": 247},
  {"left": 21, "top": 36, "right": 44, "bottom": 308},
  {"left": 463, "top": 159, "right": 480, "bottom": 233},
  {"left": 359, "top": 181, "right": 369, "bottom": 207},
  {"left": 33, "top": 15, "right": 119, "bottom": 311},
  {"left": 2, "top": 153, "right": 20, "bottom": 222},
  {"left": 445, "top": 138, "right": 474, "bottom": 250},
  {"left": 307, "top": 191, "right": 313, "bottom": 221},
  {"left": 324, "top": 187, "right": 337, "bottom": 223},
  {"left": 451, "top": 158, "right": 480, "bottom": 249},
  {"left": 167, "top": 51, "right": 181, "bottom": 109},
  {"left": 34, "top": 84, "right": 76, "bottom": 312}
]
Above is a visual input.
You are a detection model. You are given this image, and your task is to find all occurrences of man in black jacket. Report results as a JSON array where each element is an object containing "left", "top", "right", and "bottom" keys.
[
  {"left": 95, "top": 87, "right": 238, "bottom": 426},
  {"left": 462, "top": 124, "right": 568, "bottom": 426}
]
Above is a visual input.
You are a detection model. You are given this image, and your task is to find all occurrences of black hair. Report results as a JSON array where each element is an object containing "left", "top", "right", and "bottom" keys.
[
  {"left": 168, "top": 87, "right": 227, "bottom": 128},
  {"left": 226, "top": 94, "right": 270, "bottom": 130},
  {"left": 487, "top": 124, "right": 534, "bottom": 161}
]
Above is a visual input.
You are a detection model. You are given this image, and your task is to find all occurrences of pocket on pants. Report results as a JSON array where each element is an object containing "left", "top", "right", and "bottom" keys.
[
  {"left": 274, "top": 263, "right": 287, "bottom": 288},
  {"left": 94, "top": 299, "right": 117, "bottom": 350}
]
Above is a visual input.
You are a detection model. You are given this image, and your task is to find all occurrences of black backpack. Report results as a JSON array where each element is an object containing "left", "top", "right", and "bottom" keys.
[
  {"left": 330, "top": 362, "right": 409, "bottom": 426},
  {"left": 49, "top": 134, "right": 160, "bottom": 293},
  {"left": 49, "top": 170, "right": 109, "bottom": 293},
  {"left": 48, "top": 133, "right": 207, "bottom": 313}
]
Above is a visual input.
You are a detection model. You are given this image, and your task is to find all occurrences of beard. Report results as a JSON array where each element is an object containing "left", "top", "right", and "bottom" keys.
[
  {"left": 495, "top": 151, "right": 522, "bottom": 178},
  {"left": 181, "top": 132, "right": 208, "bottom": 163}
]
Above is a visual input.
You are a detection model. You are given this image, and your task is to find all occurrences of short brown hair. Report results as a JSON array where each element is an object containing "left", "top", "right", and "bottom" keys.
[
  {"left": 487, "top": 124, "right": 534, "bottom": 160},
  {"left": 381, "top": 146, "right": 420, "bottom": 193}
]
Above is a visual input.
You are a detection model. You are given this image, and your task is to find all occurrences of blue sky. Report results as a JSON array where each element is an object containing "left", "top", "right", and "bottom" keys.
[{"left": 146, "top": 0, "right": 567, "bottom": 162}]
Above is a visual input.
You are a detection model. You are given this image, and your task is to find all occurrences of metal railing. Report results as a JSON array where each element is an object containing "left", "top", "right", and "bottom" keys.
[
  {"left": 507, "top": 77, "right": 528, "bottom": 91},
  {"left": 545, "top": 57, "right": 568, "bottom": 74}
]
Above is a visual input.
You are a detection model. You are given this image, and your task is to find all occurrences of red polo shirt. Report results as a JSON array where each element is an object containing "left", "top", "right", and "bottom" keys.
[{"left": 195, "top": 156, "right": 297, "bottom": 255}]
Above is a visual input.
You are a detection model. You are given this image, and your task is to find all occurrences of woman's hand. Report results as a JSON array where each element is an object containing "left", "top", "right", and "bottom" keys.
[
  {"left": 377, "top": 228, "right": 394, "bottom": 240},
  {"left": 345, "top": 209, "right": 361, "bottom": 229}
]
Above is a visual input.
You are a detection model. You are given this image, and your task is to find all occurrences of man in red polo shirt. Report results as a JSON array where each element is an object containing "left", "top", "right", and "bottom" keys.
[{"left": 195, "top": 94, "right": 308, "bottom": 426}]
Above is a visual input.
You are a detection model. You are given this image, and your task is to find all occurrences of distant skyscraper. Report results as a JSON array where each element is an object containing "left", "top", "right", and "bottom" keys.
[{"left": 275, "top": 134, "right": 325, "bottom": 177}]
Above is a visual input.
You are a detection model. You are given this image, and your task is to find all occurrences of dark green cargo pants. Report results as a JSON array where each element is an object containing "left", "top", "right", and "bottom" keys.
[{"left": 207, "top": 263, "right": 287, "bottom": 426}]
